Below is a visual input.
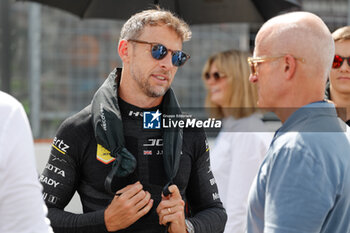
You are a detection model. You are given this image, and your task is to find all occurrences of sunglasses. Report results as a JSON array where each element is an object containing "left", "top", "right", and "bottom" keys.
[
  {"left": 128, "top": 39, "right": 190, "bottom": 67},
  {"left": 332, "top": 55, "right": 350, "bottom": 69},
  {"left": 204, "top": 72, "right": 226, "bottom": 81},
  {"left": 247, "top": 55, "right": 305, "bottom": 76}
]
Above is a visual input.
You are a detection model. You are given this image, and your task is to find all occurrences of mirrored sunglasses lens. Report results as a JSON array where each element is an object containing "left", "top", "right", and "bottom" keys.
[
  {"left": 151, "top": 44, "right": 167, "bottom": 60},
  {"left": 333, "top": 55, "right": 343, "bottom": 69},
  {"left": 172, "top": 51, "right": 188, "bottom": 66},
  {"left": 213, "top": 72, "right": 221, "bottom": 80}
]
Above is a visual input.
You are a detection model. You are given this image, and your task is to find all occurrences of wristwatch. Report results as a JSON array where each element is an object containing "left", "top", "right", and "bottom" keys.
[{"left": 185, "top": 219, "right": 194, "bottom": 233}]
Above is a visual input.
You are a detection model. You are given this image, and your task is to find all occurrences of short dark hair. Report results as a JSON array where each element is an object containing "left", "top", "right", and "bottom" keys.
[{"left": 120, "top": 7, "right": 191, "bottom": 42}]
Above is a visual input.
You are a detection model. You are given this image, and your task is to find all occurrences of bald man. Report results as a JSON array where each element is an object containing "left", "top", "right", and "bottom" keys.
[{"left": 246, "top": 12, "right": 350, "bottom": 233}]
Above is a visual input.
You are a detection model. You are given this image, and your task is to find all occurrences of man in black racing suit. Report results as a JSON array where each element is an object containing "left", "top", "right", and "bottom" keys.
[{"left": 40, "top": 8, "right": 227, "bottom": 233}]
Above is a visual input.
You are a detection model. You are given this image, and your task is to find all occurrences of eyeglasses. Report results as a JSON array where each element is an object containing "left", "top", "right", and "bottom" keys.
[
  {"left": 204, "top": 72, "right": 226, "bottom": 81},
  {"left": 332, "top": 55, "right": 350, "bottom": 69},
  {"left": 247, "top": 55, "right": 305, "bottom": 76},
  {"left": 128, "top": 39, "right": 190, "bottom": 67}
]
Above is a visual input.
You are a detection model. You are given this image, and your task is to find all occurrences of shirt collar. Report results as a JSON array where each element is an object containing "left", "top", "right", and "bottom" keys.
[{"left": 275, "top": 101, "right": 338, "bottom": 135}]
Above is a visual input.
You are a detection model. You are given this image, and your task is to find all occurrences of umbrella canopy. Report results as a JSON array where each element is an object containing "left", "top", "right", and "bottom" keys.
[{"left": 20, "top": 0, "right": 301, "bottom": 24}]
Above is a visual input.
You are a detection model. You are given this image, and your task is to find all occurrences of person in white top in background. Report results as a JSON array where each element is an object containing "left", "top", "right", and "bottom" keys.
[
  {"left": 0, "top": 91, "right": 52, "bottom": 233},
  {"left": 202, "top": 50, "right": 273, "bottom": 233}
]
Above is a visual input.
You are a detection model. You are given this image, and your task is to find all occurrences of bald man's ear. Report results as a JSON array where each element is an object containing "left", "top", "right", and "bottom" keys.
[
  {"left": 283, "top": 54, "right": 297, "bottom": 80},
  {"left": 118, "top": 39, "right": 129, "bottom": 63}
]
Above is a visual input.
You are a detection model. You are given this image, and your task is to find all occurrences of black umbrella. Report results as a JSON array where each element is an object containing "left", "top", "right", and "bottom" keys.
[{"left": 19, "top": 0, "right": 301, "bottom": 24}]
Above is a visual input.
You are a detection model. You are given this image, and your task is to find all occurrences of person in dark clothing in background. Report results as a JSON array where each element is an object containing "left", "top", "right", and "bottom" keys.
[
  {"left": 326, "top": 26, "right": 350, "bottom": 126},
  {"left": 40, "top": 7, "right": 227, "bottom": 233}
]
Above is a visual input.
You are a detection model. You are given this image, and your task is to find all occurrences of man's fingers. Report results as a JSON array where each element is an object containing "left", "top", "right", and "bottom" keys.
[
  {"left": 116, "top": 181, "right": 143, "bottom": 199},
  {"left": 136, "top": 198, "right": 154, "bottom": 219},
  {"left": 159, "top": 209, "right": 184, "bottom": 225},
  {"left": 116, "top": 181, "right": 140, "bottom": 194},
  {"left": 157, "top": 198, "right": 185, "bottom": 213},
  {"left": 167, "top": 185, "right": 181, "bottom": 198},
  {"left": 158, "top": 205, "right": 185, "bottom": 225},
  {"left": 134, "top": 191, "right": 151, "bottom": 210},
  {"left": 129, "top": 189, "right": 146, "bottom": 204},
  {"left": 163, "top": 205, "right": 184, "bottom": 217}
]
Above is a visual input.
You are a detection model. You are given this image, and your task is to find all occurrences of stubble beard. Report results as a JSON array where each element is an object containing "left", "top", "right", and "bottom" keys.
[{"left": 130, "top": 69, "right": 169, "bottom": 98}]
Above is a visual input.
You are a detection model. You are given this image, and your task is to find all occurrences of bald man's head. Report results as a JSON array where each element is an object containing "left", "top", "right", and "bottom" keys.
[{"left": 255, "top": 12, "right": 334, "bottom": 80}]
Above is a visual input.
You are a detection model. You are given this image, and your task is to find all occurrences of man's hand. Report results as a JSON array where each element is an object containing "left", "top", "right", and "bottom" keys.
[
  {"left": 104, "top": 181, "right": 153, "bottom": 232},
  {"left": 156, "top": 185, "right": 186, "bottom": 233}
]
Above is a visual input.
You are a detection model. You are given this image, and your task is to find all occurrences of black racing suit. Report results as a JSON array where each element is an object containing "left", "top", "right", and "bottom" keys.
[{"left": 40, "top": 97, "right": 227, "bottom": 232}]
